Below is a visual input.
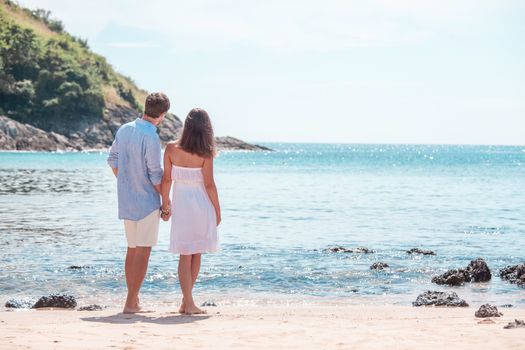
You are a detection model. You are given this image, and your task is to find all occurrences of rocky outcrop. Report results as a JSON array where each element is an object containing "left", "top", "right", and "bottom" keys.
[
  {"left": 406, "top": 248, "right": 435, "bottom": 255},
  {"left": 504, "top": 319, "right": 525, "bottom": 329},
  {"left": 78, "top": 304, "right": 105, "bottom": 311},
  {"left": 216, "top": 136, "right": 271, "bottom": 151},
  {"left": 432, "top": 258, "right": 491, "bottom": 286},
  {"left": 499, "top": 263, "right": 525, "bottom": 287},
  {"left": 68, "top": 265, "right": 91, "bottom": 270},
  {"left": 370, "top": 262, "right": 389, "bottom": 270},
  {"left": 412, "top": 291, "right": 468, "bottom": 307},
  {"left": 201, "top": 300, "right": 217, "bottom": 307},
  {"left": 157, "top": 112, "right": 183, "bottom": 144},
  {"left": 325, "top": 246, "right": 375, "bottom": 254},
  {"left": 5, "top": 298, "right": 35, "bottom": 309},
  {"left": 0, "top": 104, "right": 139, "bottom": 151},
  {"left": 32, "top": 294, "right": 77, "bottom": 309},
  {"left": 0, "top": 116, "right": 77, "bottom": 151},
  {"left": 475, "top": 304, "right": 502, "bottom": 318},
  {"left": 466, "top": 258, "right": 492, "bottom": 282},
  {"left": 431, "top": 269, "right": 469, "bottom": 286},
  {"left": 0, "top": 103, "right": 270, "bottom": 151}
]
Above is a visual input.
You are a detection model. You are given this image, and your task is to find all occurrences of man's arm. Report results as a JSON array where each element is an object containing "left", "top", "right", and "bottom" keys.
[
  {"left": 153, "top": 183, "right": 161, "bottom": 193},
  {"left": 145, "top": 135, "right": 163, "bottom": 193},
  {"left": 107, "top": 133, "right": 119, "bottom": 177}
]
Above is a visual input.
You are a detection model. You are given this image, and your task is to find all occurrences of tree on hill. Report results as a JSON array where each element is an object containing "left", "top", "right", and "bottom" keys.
[{"left": 0, "top": 1, "right": 144, "bottom": 129}]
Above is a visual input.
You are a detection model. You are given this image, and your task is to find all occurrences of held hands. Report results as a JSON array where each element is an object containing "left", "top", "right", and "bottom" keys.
[
  {"left": 161, "top": 200, "right": 172, "bottom": 221},
  {"left": 161, "top": 206, "right": 171, "bottom": 221}
]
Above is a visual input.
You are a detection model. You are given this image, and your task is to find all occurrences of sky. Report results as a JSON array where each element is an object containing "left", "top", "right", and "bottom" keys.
[{"left": 19, "top": 0, "right": 525, "bottom": 144}]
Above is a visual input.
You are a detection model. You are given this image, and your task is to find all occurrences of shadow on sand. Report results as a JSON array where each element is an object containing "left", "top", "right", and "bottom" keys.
[{"left": 81, "top": 312, "right": 211, "bottom": 325}]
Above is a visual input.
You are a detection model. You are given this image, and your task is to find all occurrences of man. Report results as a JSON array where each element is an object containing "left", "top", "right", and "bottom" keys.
[{"left": 107, "top": 92, "right": 170, "bottom": 313}]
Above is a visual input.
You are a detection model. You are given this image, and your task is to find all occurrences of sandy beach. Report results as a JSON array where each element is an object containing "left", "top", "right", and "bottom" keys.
[{"left": 1, "top": 300, "right": 523, "bottom": 350}]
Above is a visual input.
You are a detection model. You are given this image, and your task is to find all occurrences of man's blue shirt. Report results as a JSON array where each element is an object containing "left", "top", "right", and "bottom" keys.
[{"left": 107, "top": 118, "right": 163, "bottom": 221}]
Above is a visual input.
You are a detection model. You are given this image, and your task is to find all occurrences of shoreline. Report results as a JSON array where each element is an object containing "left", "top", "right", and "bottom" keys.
[
  {"left": 1, "top": 300, "right": 524, "bottom": 349},
  {"left": 4, "top": 287, "right": 525, "bottom": 310}
]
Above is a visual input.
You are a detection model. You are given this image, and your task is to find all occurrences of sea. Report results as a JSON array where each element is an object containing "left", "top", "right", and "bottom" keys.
[{"left": 1, "top": 143, "right": 524, "bottom": 307}]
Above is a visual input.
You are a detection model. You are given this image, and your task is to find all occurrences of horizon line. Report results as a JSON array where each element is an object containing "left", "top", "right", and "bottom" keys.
[{"left": 248, "top": 140, "right": 525, "bottom": 147}]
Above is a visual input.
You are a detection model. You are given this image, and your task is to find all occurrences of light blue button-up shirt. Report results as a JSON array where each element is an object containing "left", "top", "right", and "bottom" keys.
[{"left": 107, "top": 118, "right": 163, "bottom": 221}]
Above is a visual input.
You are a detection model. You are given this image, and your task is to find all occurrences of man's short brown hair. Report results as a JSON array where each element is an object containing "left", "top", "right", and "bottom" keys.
[{"left": 144, "top": 92, "right": 170, "bottom": 118}]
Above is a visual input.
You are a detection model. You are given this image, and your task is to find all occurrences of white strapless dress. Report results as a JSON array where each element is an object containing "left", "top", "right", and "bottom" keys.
[{"left": 169, "top": 165, "right": 218, "bottom": 255}]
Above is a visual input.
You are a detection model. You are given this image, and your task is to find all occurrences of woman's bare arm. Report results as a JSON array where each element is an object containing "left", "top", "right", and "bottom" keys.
[
  {"left": 202, "top": 157, "right": 221, "bottom": 225},
  {"left": 160, "top": 144, "right": 174, "bottom": 220}
]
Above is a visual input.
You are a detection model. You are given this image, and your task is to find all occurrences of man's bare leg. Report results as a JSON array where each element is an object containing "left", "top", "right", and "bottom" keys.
[
  {"left": 123, "top": 246, "right": 152, "bottom": 313},
  {"left": 124, "top": 248, "right": 140, "bottom": 307}
]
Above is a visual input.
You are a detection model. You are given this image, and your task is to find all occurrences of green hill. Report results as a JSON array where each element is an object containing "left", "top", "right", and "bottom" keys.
[
  {"left": 0, "top": 0, "right": 269, "bottom": 151},
  {"left": 0, "top": 0, "right": 147, "bottom": 126}
]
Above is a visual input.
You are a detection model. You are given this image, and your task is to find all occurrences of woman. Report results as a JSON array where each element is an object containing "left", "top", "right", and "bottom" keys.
[{"left": 161, "top": 108, "right": 221, "bottom": 315}]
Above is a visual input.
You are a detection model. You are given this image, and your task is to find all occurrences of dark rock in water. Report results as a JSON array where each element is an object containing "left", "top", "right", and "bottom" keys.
[
  {"left": 475, "top": 304, "right": 502, "bottom": 318},
  {"left": 201, "top": 300, "right": 217, "bottom": 307},
  {"left": 499, "top": 263, "right": 525, "bottom": 287},
  {"left": 500, "top": 304, "right": 513, "bottom": 308},
  {"left": 325, "top": 246, "right": 375, "bottom": 254},
  {"left": 32, "top": 294, "right": 77, "bottom": 309},
  {"left": 5, "top": 298, "right": 34, "bottom": 309},
  {"left": 325, "top": 246, "right": 352, "bottom": 253},
  {"left": 68, "top": 265, "right": 90, "bottom": 270},
  {"left": 432, "top": 258, "right": 491, "bottom": 286},
  {"left": 406, "top": 248, "right": 435, "bottom": 256},
  {"left": 432, "top": 269, "right": 470, "bottom": 286},
  {"left": 370, "top": 262, "right": 389, "bottom": 270},
  {"left": 352, "top": 247, "right": 375, "bottom": 254},
  {"left": 504, "top": 319, "right": 525, "bottom": 329},
  {"left": 78, "top": 304, "right": 104, "bottom": 311},
  {"left": 412, "top": 291, "right": 469, "bottom": 307},
  {"left": 466, "top": 258, "right": 491, "bottom": 282}
]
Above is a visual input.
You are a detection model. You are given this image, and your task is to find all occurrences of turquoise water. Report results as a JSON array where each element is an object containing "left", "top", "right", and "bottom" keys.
[{"left": 1, "top": 144, "right": 524, "bottom": 305}]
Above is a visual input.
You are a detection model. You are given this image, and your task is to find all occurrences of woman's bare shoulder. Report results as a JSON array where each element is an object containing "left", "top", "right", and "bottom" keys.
[{"left": 165, "top": 141, "right": 180, "bottom": 152}]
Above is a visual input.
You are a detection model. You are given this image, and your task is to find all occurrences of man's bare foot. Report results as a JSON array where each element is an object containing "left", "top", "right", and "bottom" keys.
[{"left": 184, "top": 304, "right": 206, "bottom": 315}]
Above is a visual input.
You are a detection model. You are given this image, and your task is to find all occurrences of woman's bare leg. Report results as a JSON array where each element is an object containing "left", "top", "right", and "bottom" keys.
[
  {"left": 179, "top": 254, "right": 202, "bottom": 312},
  {"left": 178, "top": 254, "right": 204, "bottom": 314}
]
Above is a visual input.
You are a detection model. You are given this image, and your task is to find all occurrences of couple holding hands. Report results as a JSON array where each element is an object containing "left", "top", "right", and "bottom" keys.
[{"left": 108, "top": 92, "right": 220, "bottom": 315}]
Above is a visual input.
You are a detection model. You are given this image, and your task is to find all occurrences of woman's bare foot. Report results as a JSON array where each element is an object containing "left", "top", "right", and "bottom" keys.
[
  {"left": 179, "top": 298, "right": 185, "bottom": 313},
  {"left": 123, "top": 305, "right": 154, "bottom": 314},
  {"left": 123, "top": 305, "right": 141, "bottom": 314},
  {"left": 123, "top": 297, "right": 154, "bottom": 314},
  {"left": 184, "top": 304, "right": 206, "bottom": 315}
]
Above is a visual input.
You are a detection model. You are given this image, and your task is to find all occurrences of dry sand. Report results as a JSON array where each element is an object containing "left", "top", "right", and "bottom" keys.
[{"left": 0, "top": 301, "right": 523, "bottom": 349}]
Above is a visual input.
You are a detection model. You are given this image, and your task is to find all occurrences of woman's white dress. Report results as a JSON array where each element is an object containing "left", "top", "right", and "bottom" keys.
[{"left": 169, "top": 165, "right": 218, "bottom": 255}]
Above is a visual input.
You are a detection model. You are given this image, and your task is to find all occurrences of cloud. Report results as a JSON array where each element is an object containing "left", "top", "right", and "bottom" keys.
[{"left": 18, "top": 0, "right": 504, "bottom": 53}]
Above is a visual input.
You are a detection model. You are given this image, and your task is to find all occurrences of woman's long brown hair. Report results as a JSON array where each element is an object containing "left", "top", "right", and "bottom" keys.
[{"left": 177, "top": 108, "right": 216, "bottom": 158}]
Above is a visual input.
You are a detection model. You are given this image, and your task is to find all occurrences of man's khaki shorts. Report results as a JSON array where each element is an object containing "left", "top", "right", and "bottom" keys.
[{"left": 124, "top": 209, "right": 160, "bottom": 248}]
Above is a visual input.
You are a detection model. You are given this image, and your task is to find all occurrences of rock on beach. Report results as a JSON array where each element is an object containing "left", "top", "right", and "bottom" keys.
[{"left": 412, "top": 291, "right": 469, "bottom": 307}]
